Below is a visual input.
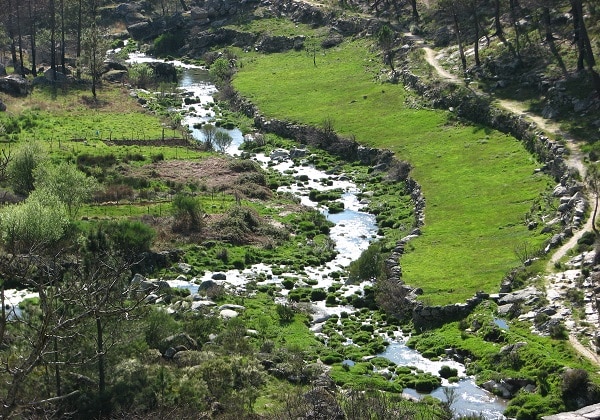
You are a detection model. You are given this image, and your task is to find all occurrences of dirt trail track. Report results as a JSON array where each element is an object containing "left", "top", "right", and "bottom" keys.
[{"left": 420, "top": 41, "right": 599, "bottom": 365}]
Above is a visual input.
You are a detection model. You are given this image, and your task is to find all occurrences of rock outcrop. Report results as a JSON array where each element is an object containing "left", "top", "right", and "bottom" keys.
[
  {"left": 542, "top": 403, "right": 600, "bottom": 420},
  {"left": 0, "top": 75, "right": 31, "bottom": 96}
]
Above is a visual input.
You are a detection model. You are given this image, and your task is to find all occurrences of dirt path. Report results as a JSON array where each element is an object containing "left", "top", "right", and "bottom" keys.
[
  {"left": 423, "top": 47, "right": 461, "bottom": 83},
  {"left": 570, "top": 335, "right": 600, "bottom": 365},
  {"left": 419, "top": 40, "right": 599, "bottom": 365},
  {"left": 497, "top": 99, "right": 587, "bottom": 178}
]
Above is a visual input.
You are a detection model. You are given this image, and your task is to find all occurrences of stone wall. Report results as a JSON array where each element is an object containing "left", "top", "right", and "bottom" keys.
[
  {"left": 224, "top": 5, "right": 581, "bottom": 328},
  {"left": 398, "top": 66, "right": 583, "bottom": 327},
  {"left": 400, "top": 69, "right": 570, "bottom": 182}
]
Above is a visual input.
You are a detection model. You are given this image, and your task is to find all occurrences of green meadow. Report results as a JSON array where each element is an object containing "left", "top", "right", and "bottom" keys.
[
  {"left": 0, "top": 85, "right": 181, "bottom": 143},
  {"left": 233, "top": 38, "right": 555, "bottom": 305}
]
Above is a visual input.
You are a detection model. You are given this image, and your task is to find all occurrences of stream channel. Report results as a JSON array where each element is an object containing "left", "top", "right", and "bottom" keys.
[{"left": 126, "top": 54, "right": 507, "bottom": 418}]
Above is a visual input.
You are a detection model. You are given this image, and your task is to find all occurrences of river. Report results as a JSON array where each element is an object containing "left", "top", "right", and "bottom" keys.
[{"left": 127, "top": 54, "right": 508, "bottom": 418}]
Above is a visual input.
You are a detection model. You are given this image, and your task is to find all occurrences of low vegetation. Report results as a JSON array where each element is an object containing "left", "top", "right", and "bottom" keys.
[
  {"left": 233, "top": 37, "right": 555, "bottom": 304},
  {"left": 0, "top": 0, "right": 599, "bottom": 418}
]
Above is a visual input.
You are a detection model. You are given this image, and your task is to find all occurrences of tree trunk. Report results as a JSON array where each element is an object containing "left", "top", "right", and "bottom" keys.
[
  {"left": 54, "top": 337, "right": 62, "bottom": 397},
  {"left": 77, "top": 0, "right": 83, "bottom": 78},
  {"left": 594, "top": 193, "right": 599, "bottom": 235},
  {"left": 96, "top": 315, "right": 105, "bottom": 394},
  {"left": 28, "top": 0, "right": 37, "bottom": 76},
  {"left": 60, "top": 0, "right": 66, "bottom": 74},
  {"left": 0, "top": 286, "right": 6, "bottom": 346},
  {"left": 571, "top": 0, "right": 585, "bottom": 70},
  {"left": 16, "top": 2, "right": 24, "bottom": 75},
  {"left": 542, "top": 7, "right": 553, "bottom": 42},
  {"left": 50, "top": 0, "right": 57, "bottom": 80},
  {"left": 7, "top": 0, "right": 18, "bottom": 70},
  {"left": 571, "top": 0, "right": 600, "bottom": 93},
  {"left": 452, "top": 9, "right": 467, "bottom": 74},
  {"left": 472, "top": 1, "right": 481, "bottom": 67},
  {"left": 493, "top": 0, "right": 503, "bottom": 37},
  {"left": 509, "top": 0, "right": 521, "bottom": 58},
  {"left": 410, "top": 0, "right": 419, "bottom": 21}
]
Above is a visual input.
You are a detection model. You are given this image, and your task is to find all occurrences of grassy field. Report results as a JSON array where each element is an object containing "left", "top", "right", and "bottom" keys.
[
  {"left": 0, "top": 84, "right": 181, "bottom": 143},
  {"left": 233, "top": 38, "right": 555, "bottom": 305}
]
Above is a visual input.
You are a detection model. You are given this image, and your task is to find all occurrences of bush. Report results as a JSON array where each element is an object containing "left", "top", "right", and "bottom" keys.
[
  {"left": 439, "top": 365, "right": 458, "bottom": 379},
  {"left": 348, "top": 242, "right": 385, "bottom": 284},
  {"left": 209, "top": 57, "right": 234, "bottom": 85},
  {"left": 282, "top": 278, "right": 295, "bottom": 290},
  {"left": 153, "top": 32, "right": 186, "bottom": 57},
  {"left": 128, "top": 63, "right": 154, "bottom": 88},
  {"left": 326, "top": 294, "right": 338, "bottom": 305},
  {"left": 562, "top": 368, "right": 590, "bottom": 397},
  {"left": 0, "top": 189, "right": 70, "bottom": 253},
  {"left": 8, "top": 141, "right": 46, "bottom": 195},
  {"left": 102, "top": 220, "right": 155, "bottom": 255},
  {"left": 172, "top": 193, "right": 203, "bottom": 232},
  {"left": 276, "top": 304, "right": 295, "bottom": 323},
  {"left": 310, "top": 289, "right": 327, "bottom": 301}
]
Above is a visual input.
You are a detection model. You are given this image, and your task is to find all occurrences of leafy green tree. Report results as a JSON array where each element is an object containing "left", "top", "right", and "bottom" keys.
[
  {"left": 34, "top": 162, "right": 99, "bottom": 219},
  {"left": 7, "top": 141, "right": 46, "bottom": 196},
  {"left": 376, "top": 24, "right": 396, "bottom": 73},
  {"left": 348, "top": 242, "right": 385, "bottom": 284},
  {"left": 208, "top": 57, "right": 234, "bottom": 85},
  {"left": 81, "top": 15, "right": 108, "bottom": 98},
  {"left": 0, "top": 189, "right": 70, "bottom": 253},
  {"left": 201, "top": 123, "right": 217, "bottom": 150},
  {"left": 214, "top": 130, "right": 233, "bottom": 153}
]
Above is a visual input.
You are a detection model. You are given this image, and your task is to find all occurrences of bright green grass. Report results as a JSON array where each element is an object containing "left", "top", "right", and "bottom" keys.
[
  {"left": 233, "top": 38, "right": 554, "bottom": 305},
  {"left": 0, "top": 84, "right": 180, "bottom": 143}
]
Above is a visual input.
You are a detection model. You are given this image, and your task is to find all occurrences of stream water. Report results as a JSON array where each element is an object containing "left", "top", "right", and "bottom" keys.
[{"left": 128, "top": 55, "right": 507, "bottom": 418}]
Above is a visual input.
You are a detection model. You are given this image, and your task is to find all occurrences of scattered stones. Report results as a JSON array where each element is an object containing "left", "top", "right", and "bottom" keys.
[
  {"left": 498, "top": 286, "right": 541, "bottom": 305},
  {"left": 220, "top": 309, "right": 238, "bottom": 319}
]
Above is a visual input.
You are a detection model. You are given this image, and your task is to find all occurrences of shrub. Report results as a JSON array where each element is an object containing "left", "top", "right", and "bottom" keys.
[
  {"left": 439, "top": 365, "right": 458, "bottom": 379},
  {"left": 0, "top": 189, "right": 70, "bottom": 253},
  {"left": 562, "top": 368, "right": 590, "bottom": 397},
  {"left": 321, "top": 354, "right": 343, "bottom": 365},
  {"left": 310, "top": 289, "right": 327, "bottom": 301},
  {"left": 326, "top": 294, "right": 338, "bottom": 305},
  {"left": 276, "top": 304, "right": 295, "bottom": 323},
  {"left": 214, "top": 130, "right": 233, "bottom": 153},
  {"left": 128, "top": 63, "right": 154, "bottom": 88},
  {"left": 282, "top": 278, "right": 295, "bottom": 290},
  {"left": 8, "top": 141, "right": 46, "bottom": 195},
  {"left": 348, "top": 242, "right": 385, "bottom": 284},
  {"left": 209, "top": 57, "right": 234, "bottom": 85},
  {"left": 414, "top": 376, "right": 441, "bottom": 392},
  {"left": 548, "top": 321, "right": 568, "bottom": 339},
  {"left": 103, "top": 220, "right": 155, "bottom": 255},
  {"left": 172, "top": 193, "right": 203, "bottom": 232},
  {"left": 153, "top": 32, "right": 186, "bottom": 57}
]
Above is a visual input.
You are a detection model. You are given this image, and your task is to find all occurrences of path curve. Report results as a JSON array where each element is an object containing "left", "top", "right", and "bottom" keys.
[
  {"left": 418, "top": 39, "right": 598, "bottom": 365},
  {"left": 423, "top": 47, "right": 461, "bottom": 83}
]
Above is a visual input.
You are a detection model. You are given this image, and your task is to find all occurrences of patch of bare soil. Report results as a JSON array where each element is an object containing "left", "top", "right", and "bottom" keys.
[
  {"left": 133, "top": 156, "right": 308, "bottom": 248},
  {"left": 136, "top": 156, "right": 273, "bottom": 199}
]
